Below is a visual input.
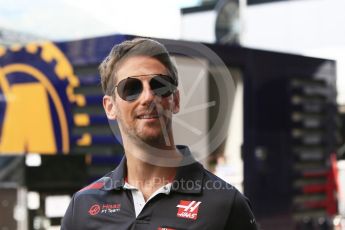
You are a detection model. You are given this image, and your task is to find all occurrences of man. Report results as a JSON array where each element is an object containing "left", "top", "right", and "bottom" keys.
[{"left": 61, "top": 38, "right": 257, "bottom": 230}]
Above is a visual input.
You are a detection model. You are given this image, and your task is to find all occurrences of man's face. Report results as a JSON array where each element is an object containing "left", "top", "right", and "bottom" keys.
[{"left": 103, "top": 56, "right": 180, "bottom": 146}]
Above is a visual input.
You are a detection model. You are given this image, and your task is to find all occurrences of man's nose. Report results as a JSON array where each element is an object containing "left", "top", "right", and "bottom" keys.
[{"left": 140, "top": 82, "right": 156, "bottom": 104}]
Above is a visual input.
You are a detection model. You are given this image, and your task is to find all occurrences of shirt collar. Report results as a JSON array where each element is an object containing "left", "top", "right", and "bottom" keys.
[
  {"left": 123, "top": 181, "right": 172, "bottom": 196},
  {"left": 102, "top": 145, "right": 204, "bottom": 194}
]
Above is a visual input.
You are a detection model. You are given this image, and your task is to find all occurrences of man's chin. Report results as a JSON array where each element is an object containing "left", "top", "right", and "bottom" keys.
[{"left": 136, "top": 132, "right": 172, "bottom": 148}]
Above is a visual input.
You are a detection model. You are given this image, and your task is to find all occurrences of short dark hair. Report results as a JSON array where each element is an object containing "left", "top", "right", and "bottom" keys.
[{"left": 99, "top": 37, "right": 178, "bottom": 96}]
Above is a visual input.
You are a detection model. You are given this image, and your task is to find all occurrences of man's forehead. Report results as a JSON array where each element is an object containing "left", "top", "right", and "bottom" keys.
[{"left": 116, "top": 56, "right": 168, "bottom": 79}]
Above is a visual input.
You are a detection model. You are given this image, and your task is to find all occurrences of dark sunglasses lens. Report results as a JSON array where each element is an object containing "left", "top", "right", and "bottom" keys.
[
  {"left": 117, "top": 78, "right": 142, "bottom": 101},
  {"left": 150, "top": 76, "right": 176, "bottom": 97}
]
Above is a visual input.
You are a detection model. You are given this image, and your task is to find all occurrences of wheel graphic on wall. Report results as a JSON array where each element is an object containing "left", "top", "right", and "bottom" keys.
[{"left": 0, "top": 42, "right": 79, "bottom": 154}]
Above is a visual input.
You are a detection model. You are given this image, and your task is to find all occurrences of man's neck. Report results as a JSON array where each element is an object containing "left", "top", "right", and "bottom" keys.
[{"left": 124, "top": 143, "right": 182, "bottom": 201}]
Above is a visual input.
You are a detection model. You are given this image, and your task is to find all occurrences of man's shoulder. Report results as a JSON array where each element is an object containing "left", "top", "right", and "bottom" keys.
[
  {"left": 183, "top": 161, "right": 239, "bottom": 194},
  {"left": 202, "top": 167, "right": 237, "bottom": 192},
  {"left": 180, "top": 162, "right": 242, "bottom": 205},
  {"left": 202, "top": 168, "right": 255, "bottom": 217},
  {"left": 75, "top": 171, "right": 117, "bottom": 197}
]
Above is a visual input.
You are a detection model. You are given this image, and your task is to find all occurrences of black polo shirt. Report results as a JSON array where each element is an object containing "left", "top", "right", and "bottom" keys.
[{"left": 61, "top": 146, "right": 257, "bottom": 230}]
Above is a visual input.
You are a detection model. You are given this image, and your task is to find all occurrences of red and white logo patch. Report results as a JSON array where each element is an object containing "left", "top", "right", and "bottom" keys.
[
  {"left": 157, "top": 228, "right": 176, "bottom": 230},
  {"left": 88, "top": 203, "right": 121, "bottom": 216},
  {"left": 176, "top": 200, "right": 201, "bottom": 220},
  {"left": 88, "top": 204, "right": 101, "bottom": 216}
]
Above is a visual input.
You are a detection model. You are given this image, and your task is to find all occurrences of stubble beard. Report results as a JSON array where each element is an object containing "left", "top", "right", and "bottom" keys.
[
  {"left": 138, "top": 119, "right": 173, "bottom": 148},
  {"left": 118, "top": 113, "right": 174, "bottom": 149}
]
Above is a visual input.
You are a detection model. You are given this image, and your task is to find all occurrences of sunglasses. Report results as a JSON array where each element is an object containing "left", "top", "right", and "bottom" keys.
[{"left": 114, "top": 74, "right": 177, "bottom": 102}]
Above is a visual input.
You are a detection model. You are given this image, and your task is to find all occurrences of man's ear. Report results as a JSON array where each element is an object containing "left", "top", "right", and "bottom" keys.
[
  {"left": 172, "top": 90, "right": 180, "bottom": 114},
  {"left": 103, "top": 95, "right": 117, "bottom": 120}
]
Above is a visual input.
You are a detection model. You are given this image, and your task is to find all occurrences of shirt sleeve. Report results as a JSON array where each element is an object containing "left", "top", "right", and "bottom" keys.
[
  {"left": 224, "top": 190, "right": 258, "bottom": 230},
  {"left": 60, "top": 195, "right": 75, "bottom": 230}
]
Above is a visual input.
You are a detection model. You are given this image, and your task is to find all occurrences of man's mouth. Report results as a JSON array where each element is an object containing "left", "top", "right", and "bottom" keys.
[{"left": 137, "top": 114, "right": 160, "bottom": 119}]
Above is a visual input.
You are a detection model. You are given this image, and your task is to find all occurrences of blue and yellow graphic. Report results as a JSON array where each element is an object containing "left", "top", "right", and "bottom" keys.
[{"left": 0, "top": 42, "right": 79, "bottom": 154}]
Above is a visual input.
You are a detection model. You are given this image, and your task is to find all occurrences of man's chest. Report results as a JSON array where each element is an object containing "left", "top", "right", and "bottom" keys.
[{"left": 73, "top": 191, "right": 228, "bottom": 230}]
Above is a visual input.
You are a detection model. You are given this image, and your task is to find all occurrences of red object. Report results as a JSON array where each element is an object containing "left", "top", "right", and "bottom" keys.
[
  {"left": 325, "top": 153, "right": 339, "bottom": 215},
  {"left": 79, "top": 181, "right": 105, "bottom": 192},
  {"left": 302, "top": 184, "right": 327, "bottom": 193},
  {"left": 176, "top": 200, "right": 201, "bottom": 220},
  {"left": 88, "top": 204, "right": 101, "bottom": 216}
]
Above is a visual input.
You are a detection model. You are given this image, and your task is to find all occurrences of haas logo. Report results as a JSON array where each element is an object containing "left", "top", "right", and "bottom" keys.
[
  {"left": 88, "top": 204, "right": 101, "bottom": 216},
  {"left": 176, "top": 200, "right": 201, "bottom": 220}
]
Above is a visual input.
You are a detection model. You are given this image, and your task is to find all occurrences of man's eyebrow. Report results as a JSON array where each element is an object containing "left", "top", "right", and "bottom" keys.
[{"left": 122, "top": 73, "right": 170, "bottom": 79}]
